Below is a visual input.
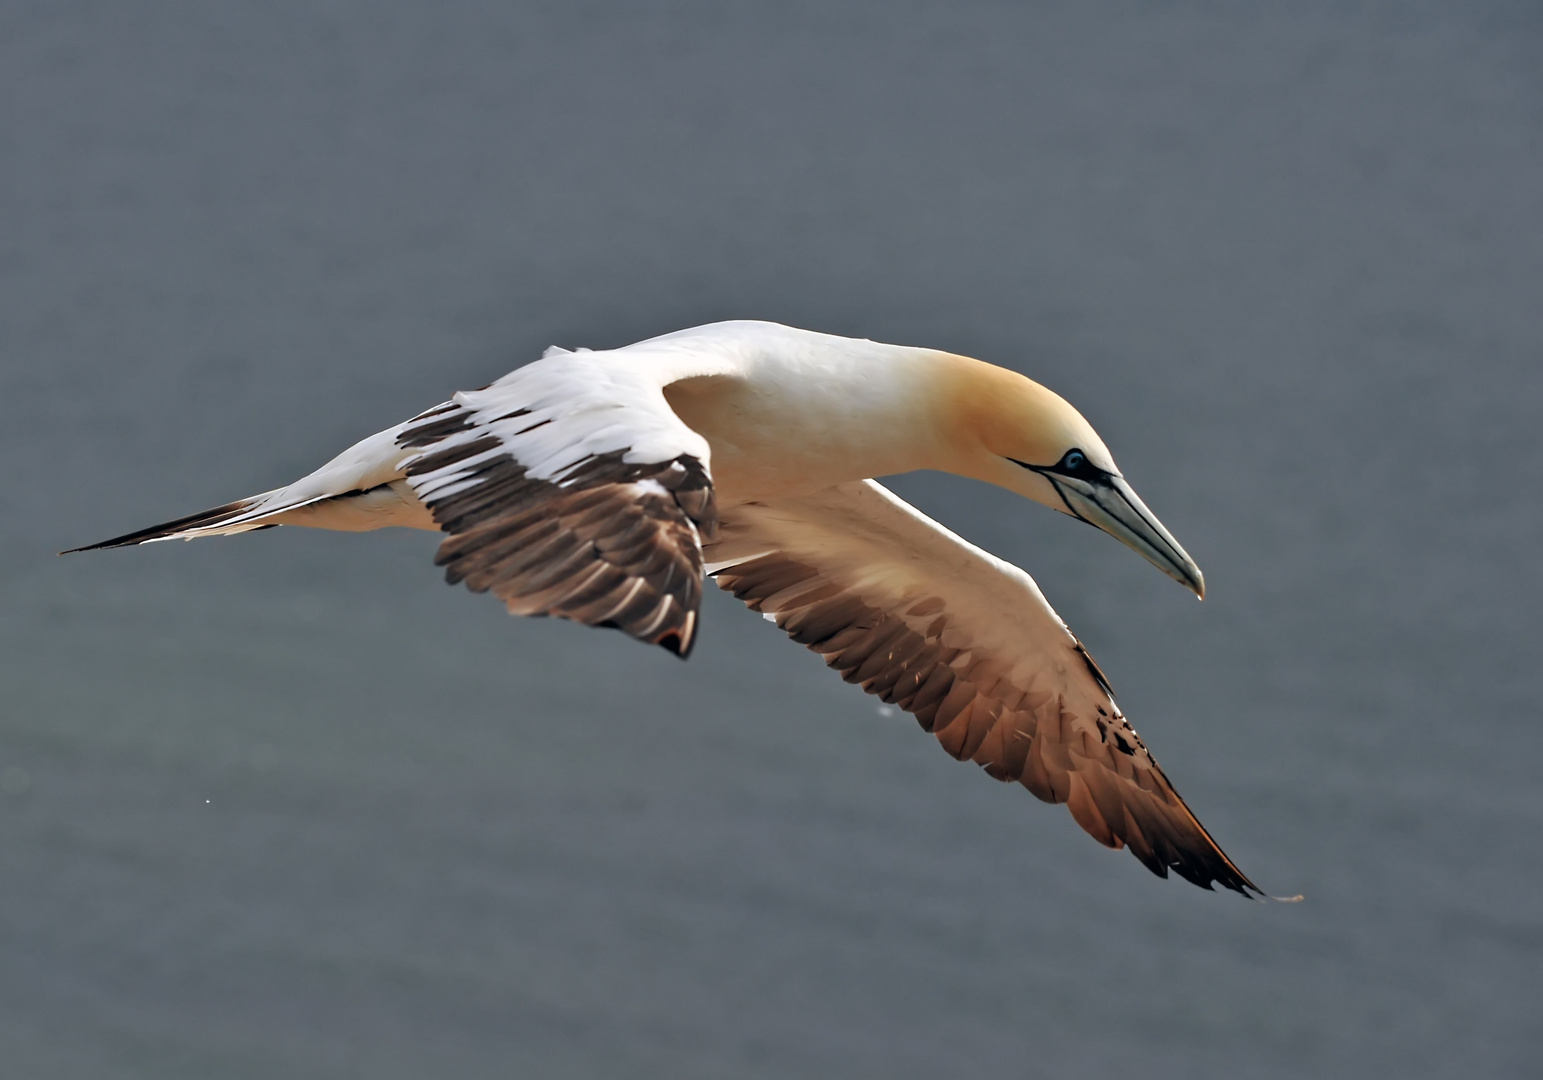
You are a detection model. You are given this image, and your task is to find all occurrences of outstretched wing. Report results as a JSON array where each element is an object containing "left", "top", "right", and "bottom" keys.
[
  {"left": 399, "top": 351, "right": 718, "bottom": 656},
  {"left": 708, "top": 480, "right": 1260, "bottom": 894}
]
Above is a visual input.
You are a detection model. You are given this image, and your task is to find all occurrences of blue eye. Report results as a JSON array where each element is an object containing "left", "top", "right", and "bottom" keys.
[{"left": 1062, "top": 449, "right": 1086, "bottom": 472}]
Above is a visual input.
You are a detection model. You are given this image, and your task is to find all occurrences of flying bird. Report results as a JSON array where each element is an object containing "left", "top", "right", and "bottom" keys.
[{"left": 70, "top": 321, "right": 1261, "bottom": 896}]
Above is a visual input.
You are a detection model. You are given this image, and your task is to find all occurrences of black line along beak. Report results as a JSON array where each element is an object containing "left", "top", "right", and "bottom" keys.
[{"left": 1022, "top": 462, "right": 1205, "bottom": 598}]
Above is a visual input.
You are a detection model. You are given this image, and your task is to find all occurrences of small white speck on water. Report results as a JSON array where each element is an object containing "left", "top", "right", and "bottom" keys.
[
  {"left": 205, "top": 799, "right": 210, "bottom": 804},
  {"left": 875, "top": 705, "right": 895, "bottom": 717}
]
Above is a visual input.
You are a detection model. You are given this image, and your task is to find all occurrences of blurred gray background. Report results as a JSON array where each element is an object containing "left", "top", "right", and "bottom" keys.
[{"left": 3, "top": 1, "right": 1540, "bottom": 1077}]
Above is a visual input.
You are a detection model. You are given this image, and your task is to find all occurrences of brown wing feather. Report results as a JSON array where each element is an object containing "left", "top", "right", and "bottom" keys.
[
  {"left": 711, "top": 497, "right": 1260, "bottom": 897},
  {"left": 404, "top": 429, "right": 716, "bottom": 657}
]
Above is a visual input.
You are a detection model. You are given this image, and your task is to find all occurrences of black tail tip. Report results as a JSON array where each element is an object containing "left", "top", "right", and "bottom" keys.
[
  {"left": 59, "top": 538, "right": 130, "bottom": 555},
  {"left": 56, "top": 497, "right": 266, "bottom": 556}
]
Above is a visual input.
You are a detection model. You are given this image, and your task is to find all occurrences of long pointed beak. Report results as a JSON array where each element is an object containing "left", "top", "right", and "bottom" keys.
[{"left": 1043, "top": 473, "right": 1206, "bottom": 598}]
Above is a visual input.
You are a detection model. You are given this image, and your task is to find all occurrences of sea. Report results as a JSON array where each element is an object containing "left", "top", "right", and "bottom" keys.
[{"left": 1, "top": 2, "right": 1539, "bottom": 1076}]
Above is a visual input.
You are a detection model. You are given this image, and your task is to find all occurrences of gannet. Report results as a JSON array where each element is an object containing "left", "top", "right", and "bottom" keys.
[{"left": 70, "top": 320, "right": 1262, "bottom": 896}]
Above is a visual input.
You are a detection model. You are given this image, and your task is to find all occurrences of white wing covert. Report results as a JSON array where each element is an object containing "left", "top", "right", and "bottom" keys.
[
  {"left": 708, "top": 480, "right": 1260, "bottom": 895},
  {"left": 398, "top": 351, "right": 717, "bottom": 656}
]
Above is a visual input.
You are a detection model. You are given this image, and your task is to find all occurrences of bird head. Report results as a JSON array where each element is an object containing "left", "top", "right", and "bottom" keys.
[{"left": 939, "top": 355, "right": 1206, "bottom": 598}]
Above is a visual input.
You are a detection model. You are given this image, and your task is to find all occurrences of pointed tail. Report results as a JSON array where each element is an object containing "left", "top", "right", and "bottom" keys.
[{"left": 61, "top": 491, "right": 287, "bottom": 554}]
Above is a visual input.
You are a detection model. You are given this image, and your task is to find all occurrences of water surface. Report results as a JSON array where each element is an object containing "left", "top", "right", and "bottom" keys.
[{"left": 2, "top": 3, "right": 1540, "bottom": 1076}]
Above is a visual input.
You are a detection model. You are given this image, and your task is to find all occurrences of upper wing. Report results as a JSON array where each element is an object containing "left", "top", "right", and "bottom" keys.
[
  {"left": 708, "top": 480, "right": 1260, "bottom": 895},
  {"left": 398, "top": 351, "right": 718, "bottom": 656}
]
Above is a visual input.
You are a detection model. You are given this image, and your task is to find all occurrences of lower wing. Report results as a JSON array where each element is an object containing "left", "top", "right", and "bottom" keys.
[{"left": 707, "top": 480, "right": 1261, "bottom": 895}]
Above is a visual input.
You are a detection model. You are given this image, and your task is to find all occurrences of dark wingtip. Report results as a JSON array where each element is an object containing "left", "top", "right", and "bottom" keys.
[
  {"left": 1134, "top": 836, "right": 1265, "bottom": 900},
  {"left": 1224, "top": 873, "right": 1270, "bottom": 901},
  {"left": 1201, "top": 860, "right": 1267, "bottom": 900}
]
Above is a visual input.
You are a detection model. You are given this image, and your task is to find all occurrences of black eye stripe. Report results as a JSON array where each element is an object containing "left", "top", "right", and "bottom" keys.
[{"left": 1008, "top": 448, "right": 1104, "bottom": 481}]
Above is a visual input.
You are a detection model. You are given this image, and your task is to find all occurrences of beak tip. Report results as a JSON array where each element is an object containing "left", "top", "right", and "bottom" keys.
[
  {"left": 1052, "top": 473, "right": 1208, "bottom": 600},
  {"left": 1173, "top": 565, "right": 1204, "bottom": 599}
]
